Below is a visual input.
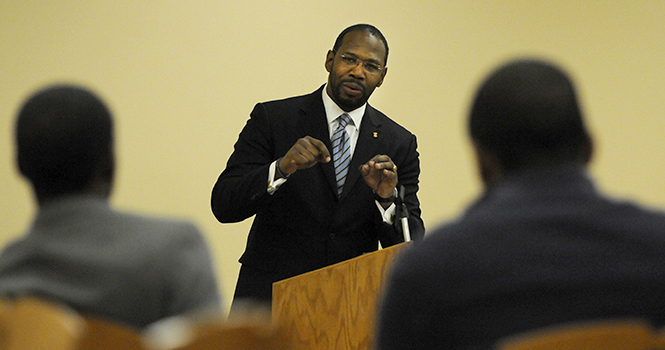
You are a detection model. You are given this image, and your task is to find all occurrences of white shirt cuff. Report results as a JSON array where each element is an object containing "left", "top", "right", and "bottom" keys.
[
  {"left": 267, "top": 160, "right": 287, "bottom": 194},
  {"left": 375, "top": 201, "right": 396, "bottom": 224}
]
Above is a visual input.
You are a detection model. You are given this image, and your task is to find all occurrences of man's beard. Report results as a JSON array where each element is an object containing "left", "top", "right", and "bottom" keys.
[{"left": 332, "top": 79, "right": 367, "bottom": 112}]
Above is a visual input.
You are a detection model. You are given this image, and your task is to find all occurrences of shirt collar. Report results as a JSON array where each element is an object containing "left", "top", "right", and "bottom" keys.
[{"left": 322, "top": 84, "right": 366, "bottom": 129}]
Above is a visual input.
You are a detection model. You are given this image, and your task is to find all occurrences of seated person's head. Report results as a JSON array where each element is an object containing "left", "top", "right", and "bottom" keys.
[
  {"left": 468, "top": 59, "right": 593, "bottom": 186},
  {"left": 16, "top": 85, "right": 114, "bottom": 203}
]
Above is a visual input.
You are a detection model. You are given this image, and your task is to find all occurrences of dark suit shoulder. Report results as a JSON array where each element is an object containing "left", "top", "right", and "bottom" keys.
[
  {"left": 258, "top": 86, "right": 324, "bottom": 111},
  {"left": 364, "top": 104, "right": 416, "bottom": 138}
]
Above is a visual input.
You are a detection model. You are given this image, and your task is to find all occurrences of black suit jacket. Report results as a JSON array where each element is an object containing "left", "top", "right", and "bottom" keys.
[{"left": 211, "top": 86, "right": 424, "bottom": 303}]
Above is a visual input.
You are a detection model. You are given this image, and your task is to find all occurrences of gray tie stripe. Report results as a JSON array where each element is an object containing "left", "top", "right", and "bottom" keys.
[{"left": 332, "top": 113, "right": 352, "bottom": 196}]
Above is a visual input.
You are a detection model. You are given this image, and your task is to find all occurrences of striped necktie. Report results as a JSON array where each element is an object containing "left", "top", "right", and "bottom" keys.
[{"left": 332, "top": 113, "right": 353, "bottom": 196}]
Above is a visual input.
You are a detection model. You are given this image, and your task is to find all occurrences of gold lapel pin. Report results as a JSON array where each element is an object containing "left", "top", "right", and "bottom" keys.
[{"left": 373, "top": 132, "right": 378, "bottom": 138}]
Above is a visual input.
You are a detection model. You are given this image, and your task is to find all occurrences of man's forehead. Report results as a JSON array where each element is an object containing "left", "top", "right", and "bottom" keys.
[{"left": 338, "top": 32, "right": 386, "bottom": 60}]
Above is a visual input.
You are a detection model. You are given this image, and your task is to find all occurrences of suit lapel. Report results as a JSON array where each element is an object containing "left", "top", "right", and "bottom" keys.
[{"left": 297, "top": 87, "right": 338, "bottom": 197}]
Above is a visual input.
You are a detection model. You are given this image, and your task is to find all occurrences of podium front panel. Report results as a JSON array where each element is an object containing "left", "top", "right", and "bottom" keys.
[{"left": 272, "top": 242, "right": 409, "bottom": 350}]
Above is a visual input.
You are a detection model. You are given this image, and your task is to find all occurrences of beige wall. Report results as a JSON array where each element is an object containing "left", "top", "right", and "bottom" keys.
[{"left": 2, "top": 1, "right": 664, "bottom": 314}]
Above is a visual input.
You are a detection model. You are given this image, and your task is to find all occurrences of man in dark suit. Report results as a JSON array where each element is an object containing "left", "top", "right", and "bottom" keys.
[
  {"left": 211, "top": 24, "right": 425, "bottom": 309},
  {"left": 375, "top": 59, "right": 665, "bottom": 350},
  {"left": 0, "top": 84, "right": 222, "bottom": 329}
]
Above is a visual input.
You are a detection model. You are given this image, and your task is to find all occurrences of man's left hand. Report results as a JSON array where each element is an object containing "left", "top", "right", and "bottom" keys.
[{"left": 359, "top": 154, "right": 397, "bottom": 201}]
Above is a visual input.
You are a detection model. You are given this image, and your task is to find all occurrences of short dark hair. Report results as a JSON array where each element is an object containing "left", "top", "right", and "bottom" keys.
[
  {"left": 16, "top": 84, "right": 113, "bottom": 197},
  {"left": 469, "top": 59, "right": 590, "bottom": 172},
  {"left": 333, "top": 24, "right": 389, "bottom": 66}
]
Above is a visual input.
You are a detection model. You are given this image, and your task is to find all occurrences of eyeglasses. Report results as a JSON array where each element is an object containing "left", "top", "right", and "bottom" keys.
[{"left": 332, "top": 50, "right": 385, "bottom": 74}]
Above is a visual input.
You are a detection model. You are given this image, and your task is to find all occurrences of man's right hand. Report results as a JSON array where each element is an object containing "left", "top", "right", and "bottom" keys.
[{"left": 278, "top": 136, "right": 331, "bottom": 176}]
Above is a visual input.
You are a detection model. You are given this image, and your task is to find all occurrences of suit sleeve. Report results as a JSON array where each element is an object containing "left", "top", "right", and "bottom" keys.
[
  {"left": 378, "top": 133, "right": 425, "bottom": 246},
  {"left": 211, "top": 103, "right": 275, "bottom": 223}
]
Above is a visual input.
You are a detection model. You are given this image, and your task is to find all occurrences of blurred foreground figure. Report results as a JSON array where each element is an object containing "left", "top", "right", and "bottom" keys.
[
  {"left": 0, "top": 84, "right": 222, "bottom": 329},
  {"left": 376, "top": 59, "right": 665, "bottom": 350}
]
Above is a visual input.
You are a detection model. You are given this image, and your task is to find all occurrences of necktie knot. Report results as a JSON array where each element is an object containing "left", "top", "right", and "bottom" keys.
[{"left": 338, "top": 113, "right": 352, "bottom": 129}]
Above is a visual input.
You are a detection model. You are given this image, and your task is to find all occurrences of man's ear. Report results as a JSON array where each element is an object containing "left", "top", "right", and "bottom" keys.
[
  {"left": 582, "top": 134, "right": 594, "bottom": 165},
  {"left": 325, "top": 50, "right": 334, "bottom": 73},
  {"left": 17, "top": 153, "right": 29, "bottom": 178},
  {"left": 472, "top": 141, "right": 503, "bottom": 188},
  {"left": 375, "top": 66, "right": 387, "bottom": 88},
  {"left": 97, "top": 143, "right": 116, "bottom": 185},
  {"left": 87, "top": 148, "right": 115, "bottom": 198}
]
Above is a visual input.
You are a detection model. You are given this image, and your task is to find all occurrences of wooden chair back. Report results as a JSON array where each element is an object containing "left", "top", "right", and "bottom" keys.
[
  {"left": 77, "top": 315, "right": 147, "bottom": 350},
  {"left": 496, "top": 319, "right": 665, "bottom": 350},
  {"left": 3, "top": 296, "right": 83, "bottom": 350},
  {"left": 0, "top": 298, "right": 12, "bottom": 346},
  {"left": 170, "top": 320, "right": 291, "bottom": 350}
]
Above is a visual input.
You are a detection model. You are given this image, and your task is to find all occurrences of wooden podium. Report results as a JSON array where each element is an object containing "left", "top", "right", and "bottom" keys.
[{"left": 272, "top": 242, "right": 410, "bottom": 350}]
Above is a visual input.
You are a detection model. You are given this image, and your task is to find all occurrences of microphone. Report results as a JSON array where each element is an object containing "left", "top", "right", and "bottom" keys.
[{"left": 397, "top": 185, "right": 411, "bottom": 242}]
